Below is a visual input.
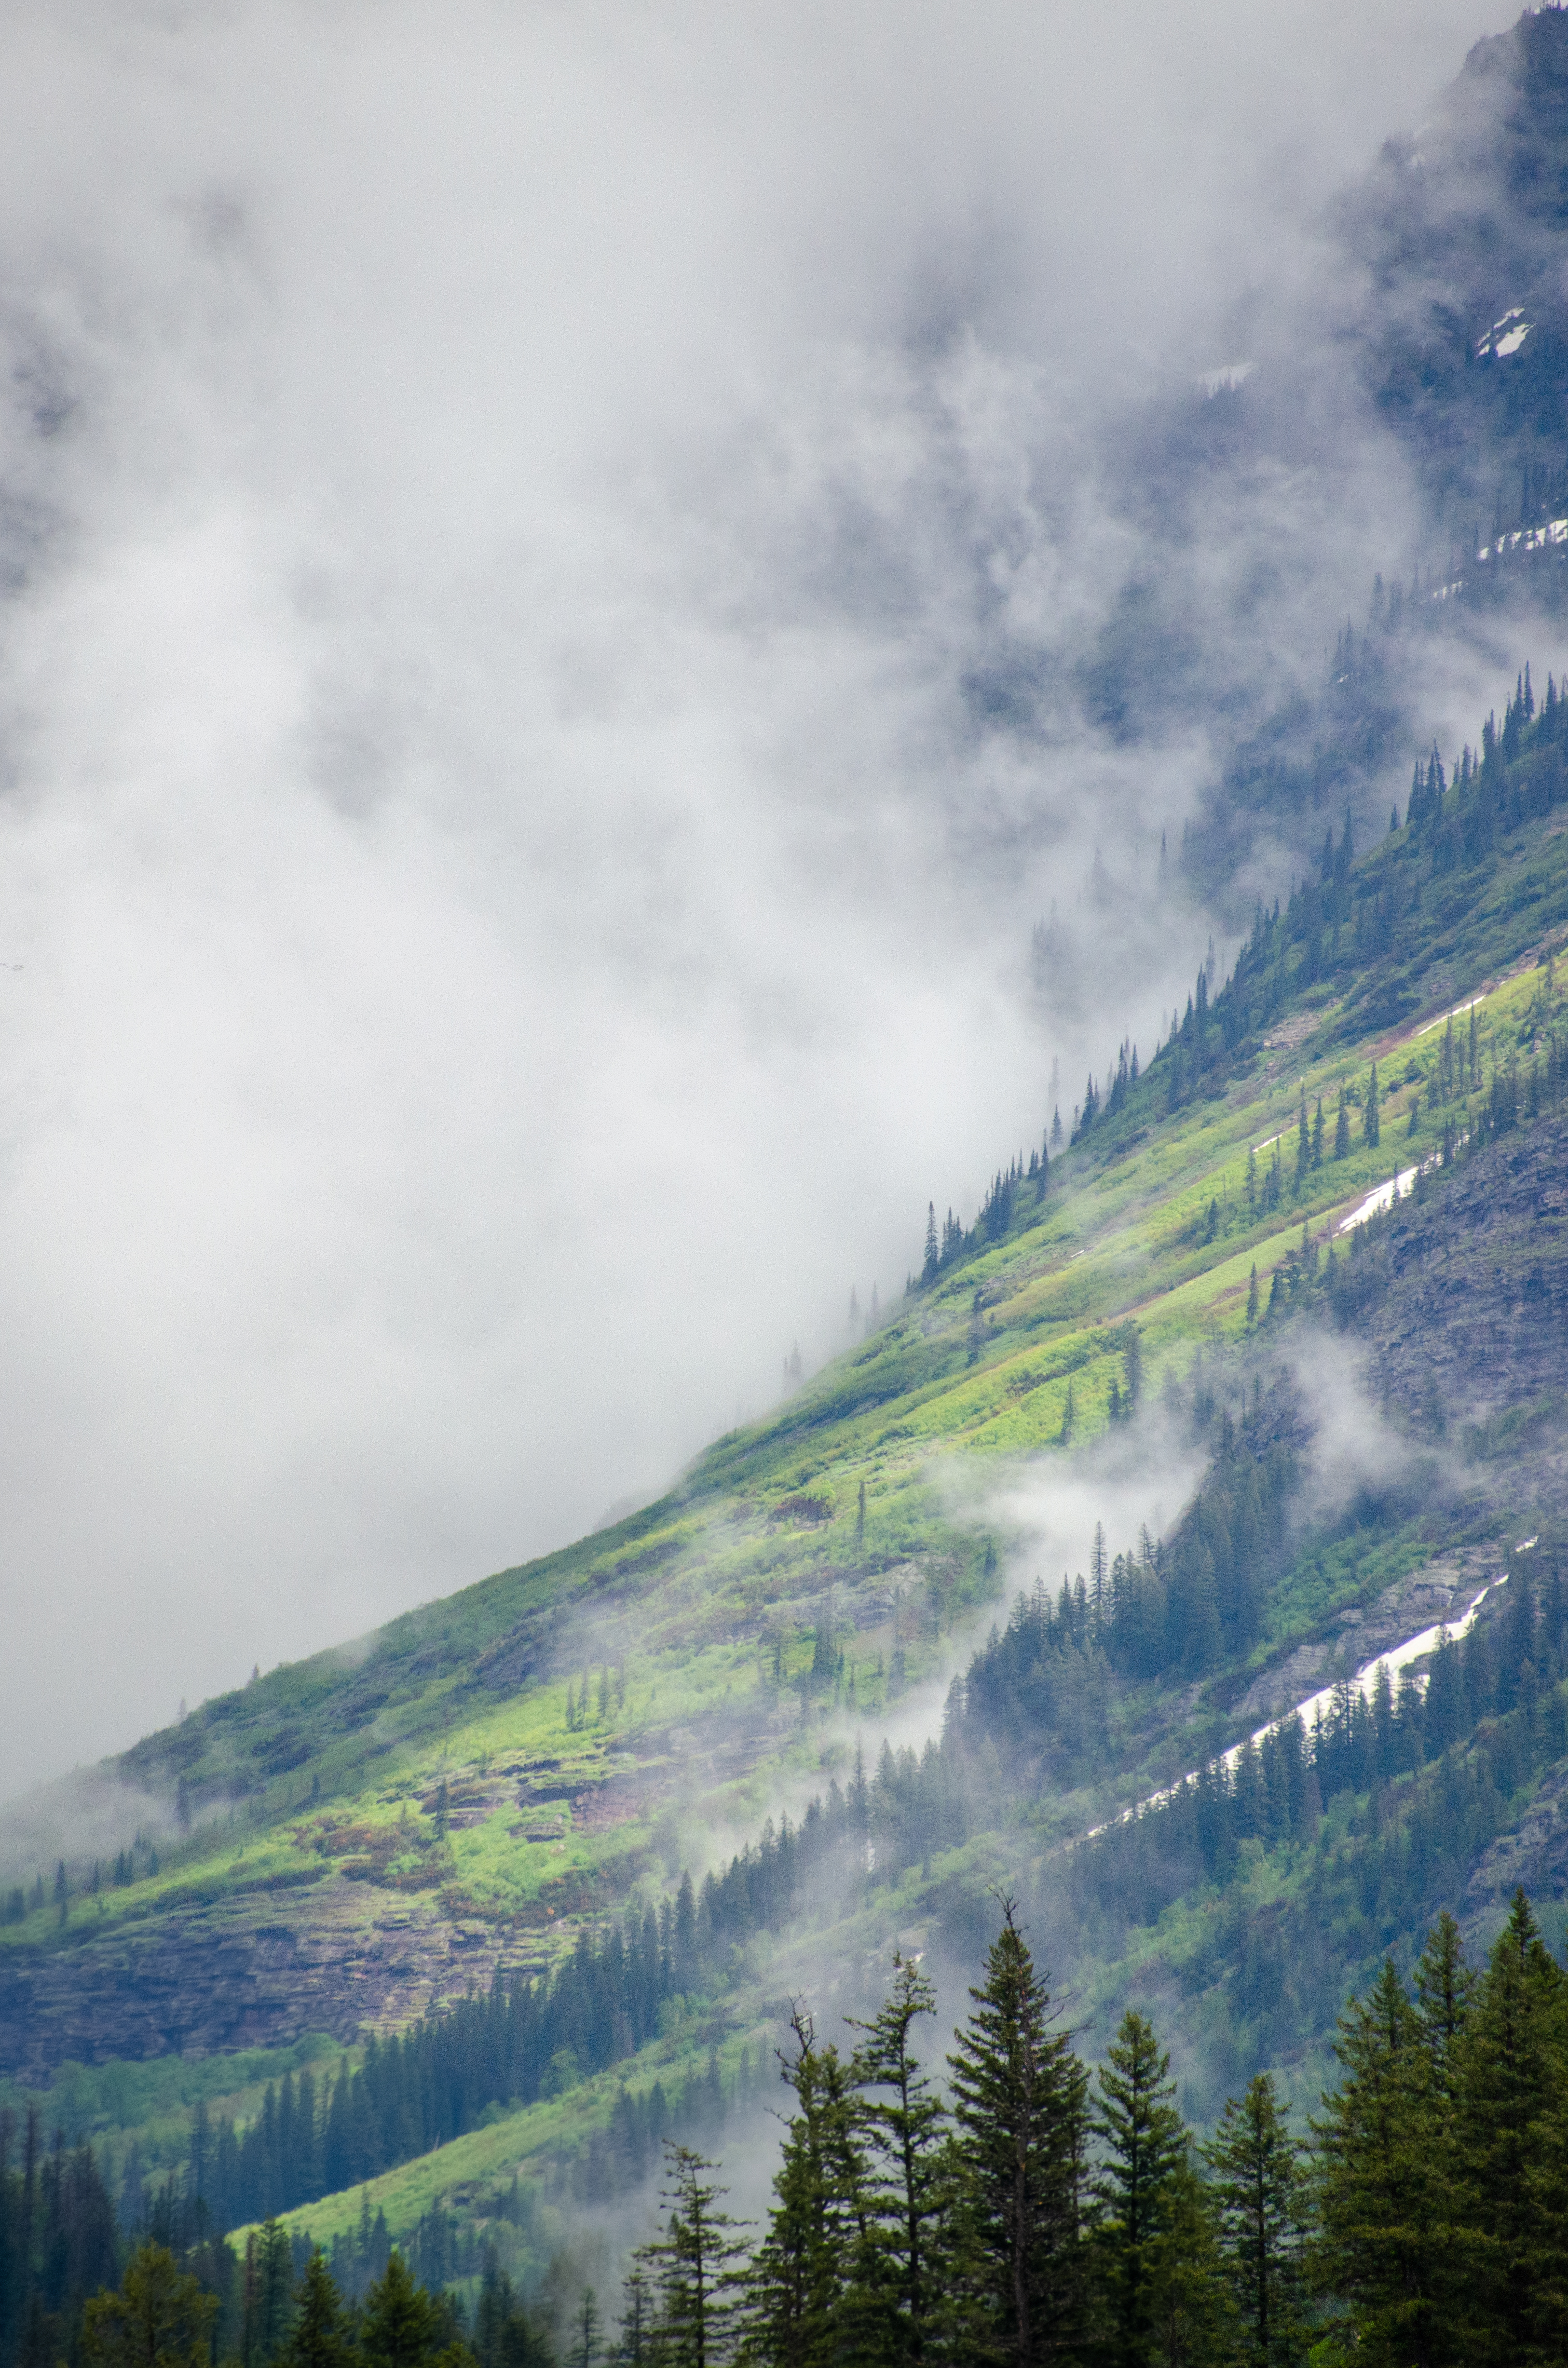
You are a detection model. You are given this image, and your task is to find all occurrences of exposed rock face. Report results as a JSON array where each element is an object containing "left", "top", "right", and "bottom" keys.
[
  {"left": 1462, "top": 1760, "right": 1568, "bottom": 1942},
  {"left": 1351, "top": 1108, "right": 1568, "bottom": 1464},
  {"left": 0, "top": 1877, "right": 551, "bottom": 2084},
  {"left": 1231, "top": 1550, "right": 1502, "bottom": 1725}
]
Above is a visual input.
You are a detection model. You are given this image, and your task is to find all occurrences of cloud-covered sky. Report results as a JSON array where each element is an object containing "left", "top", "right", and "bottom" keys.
[{"left": 0, "top": 0, "right": 1511, "bottom": 1792}]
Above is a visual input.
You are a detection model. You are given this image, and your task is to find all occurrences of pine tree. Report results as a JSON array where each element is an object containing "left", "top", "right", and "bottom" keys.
[
  {"left": 741, "top": 2012, "right": 870, "bottom": 2368},
  {"left": 637, "top": 2145, "right": 747, "bottom": 2368},
  {"left": 946, "top": 1899, "right": 1089, "bottom": 2366},
  {"left": 278, "top": 2256, "right": 356, "bottom": 2368},
  {"left": 83, "top": 2248, "right": 219, "bottom": 2368},
  {"left": 1333, "top": 1089, "right": 1351, "bottom": 1160},
  {"left": 1311, "top": 1098, "right": 1324, "bottom": 1169},
  {"left": 1203, "top": 2075, "right": 1306, "bottom": 2366},
  {"left": 1143, "top": 2155, "right": 1235, "bottom": 2368},
  {"left": 1314, "top": 1958, "right": 1456, "bottom": 2367},
  {"left": 1293, "top": 1086, "right": 1310, "bottom": 1194},
  {"left": 1456, "top": 1890, "right": 1565, "bottom": 2365},
  {"left": 359, "top": 2253, "right": 447, "bottom": 2368},
  {"left": 1092, "top": 2012, "right": 1188, "bottom": 2368},
  {"left": 849, "top": 1958, "right": 955, "bottom": 2364},
  {"left": 1365, "top": 1063, "right": 1380, "bottom": 1148},
  {"left": 923, "top": 1206, "right": 939, "bottom": 1288},
  {"left": 1246, "top": 1266, "right": 1259, "bottom": 1331}
]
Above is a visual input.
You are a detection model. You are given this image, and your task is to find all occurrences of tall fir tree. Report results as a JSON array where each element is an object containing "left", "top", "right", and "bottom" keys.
[
  {"left": 849, "top": 1959, "right": 956, "bottom": 2365},
  {"left": 741, "top": 2013, "right": 870, "bottom": 2368},
  {"left": 946, "top": 1900, "right": 1089, "bottom": 2366},
  {"left": 1092, "top": 2012, "right": 1187, "bottom": 2368},
  {"left": 1203, "top": 2075, "right": 1307, "bottom": 2367},
  {"left": 637, "top": 2146, "right": 747, "bottom": 2368}
]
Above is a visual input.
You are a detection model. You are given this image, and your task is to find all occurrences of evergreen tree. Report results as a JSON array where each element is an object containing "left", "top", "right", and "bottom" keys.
[
  {"left": 1142, "top": 2155, "right": 1235, "bottom": 2368},
  {"left": 83, "top": 2249, "right": 219, "bottom": 2368},
  {"left": 637, "top": 2146, "right": 747, "bottom": 2368},
  {"left": 359, "top": 2253, "right": 448, "bottom": 2368},
  {"left": 946, "top": 1899, "right": 1089, "bottom": 2366},
  {"left": 278, "top": 2256, "right": 357, "bottom": 2368},
  {"left": 1365, "top": 1064, "right": 1380, "bottom": 1148},
  {"left": 923, "top": 1207, "right": 939, "bottom": 1288},
  {"left": 1203, "top": 2075, "right": 1307, "bottom": 2366},
  {"left": 1092, "top": 2012, "right": 1187, "bottom": 2368},
  {"left": 849, "top": 1959, "right": 955, "bottom": 2364},
  {"left": 1293, "top": 1087, "right": 1310, "bottom": 1195},
  {"left": 1456, "top": 1890, "right": 1565, "bottom": 2366},
  {"left": 741, "top": 2012, "right": 869, "bottom": 2368},
  {"left": 1311, "top": 1098, "right": 1324, "bottom": 1169},
  {"left": 1246, "top": 1267, "right": 1259, "bottom": 1331},
  {"left": 1314, "top": 1959, "right": 1457, "bottom": 2368},
  {"left": 1333, "top": 1090, "right": 1351, "bottom": 1160}
]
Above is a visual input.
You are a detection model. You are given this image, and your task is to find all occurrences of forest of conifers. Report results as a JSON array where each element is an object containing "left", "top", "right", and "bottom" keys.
[{"left": 6, "top": 1888, "right": 1567, "bottom": 2366}]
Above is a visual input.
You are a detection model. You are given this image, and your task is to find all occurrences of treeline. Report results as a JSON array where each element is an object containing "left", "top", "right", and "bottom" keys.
[
  {"left": 912, "top": 657, "right": 1568, "bottom": 1281},
  {"left": 49, "top": 2234, "right": 551, "bottom": 2368},
  {"left": 967, "top": 1397, "right": 1297, "bottom": 1713},
  {"left": 176, "top": 1897, "right": 748, "bottom": 2231},
  {"left": 605, "top": 1888, "right": 1568, "bottom": 2366}
]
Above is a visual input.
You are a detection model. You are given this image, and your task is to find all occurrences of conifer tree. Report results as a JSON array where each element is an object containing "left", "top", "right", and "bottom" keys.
[
  {"left": 637, "top": 2146, "right": 747, "bottom": 2368},
  {"left": 1333, "top": 1089, "right": 1351, "bottom": 1160},
  {"left": 1293, "top": 1087, "right": 1310, "bottom": 1194},
  {"left": 1246, "top": 1266, "right": 1259, "bottom": 1331},
  {"left": 742, "top": 2012, "right": 870, "bottom": 2368},
  {"left": 83, "top": 2248, "right": 219, "bottom": 2368},
  {"left": 1203, "top": 2075, "right": 1306, "bottom": 2366},
  {"left": 278, "top": 2256, "right": 356, "bottom": 2368},
  {"left": 1143, "top": 2155, "right": 1235, "bottom": 2368},
  {"left": 848, "top": 1958, "right": 955, "bottom": 2364},
  {"left": 923, "top": 1206, "right": 939, "bottom": 1288},
  {"left": 946, "top": 1899, "right": 1089, "bottom": 2366},
  {"left": 1365, "top": 1063, "right": 1380, "bottom": 1148},
  {"left": 1314, "top": 1958, "right": 1456, "bottom": 2367},
  {"left": 359, "top": 2252, "right": 447, "bottom": 2368},
  {"left": 1092, "top": 2012, "right": 1187, "bottom": 2368},
  {"left": 1311, "top": 1098, "right": 1324, "bottom": 1169},
  {"left": 1456, "top": 1890, "right": 1565, "bottom": 2365}
]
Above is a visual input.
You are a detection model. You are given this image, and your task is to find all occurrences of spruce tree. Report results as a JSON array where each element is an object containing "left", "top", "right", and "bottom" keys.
[
  {"left": 637, "top": 2145, "right": 747, "bottom": 2368},
  {"left": 1092, "top": 2011, "right": 1187, "bottom": 2367},
  {"left": 1311, "top": 1098, "right": 1324, "bottom": 1169},
  {"left": 359, "top": 2253, "right": 446, "bottom": 2368},
  {"left": 1246, "top": 1266, "right": 1259, "bottom": 1331},
  {"left": 742, "top": 2012, "right": 870, "bottom": 2368},
  {"left": 1456, "top": 1890, "right": 1565, "bottom": 2366},
  {"left": 848, "top": 1958, "right": 955, "bottom": 2364},
  {"left": 1314, "top": 1958, "right": 1456, "bottom": 2367},
  {"left": 1365, "top": 1063, "right": 1380, "bottom": 1148},
  {"left": 83, "top": 2248, "right": 219, "bottom": 2368},
  {"left": 1203, "top": 2075, "right": 1306, "bottom": 2366},
  {"left": 946, "top": 1898, "right": 1089, "bottom": 2366},
  {"left": 277, "top": 2256, "right": 356, "bottom": 2368},
  {"left": 1333, "top": 1090, "right": 1351, "bottom": 1160}
]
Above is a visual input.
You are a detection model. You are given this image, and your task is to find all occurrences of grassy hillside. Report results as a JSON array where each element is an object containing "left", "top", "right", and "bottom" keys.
[{"left": 8, "top": 668, "right": 1568, "bottom": 2291}]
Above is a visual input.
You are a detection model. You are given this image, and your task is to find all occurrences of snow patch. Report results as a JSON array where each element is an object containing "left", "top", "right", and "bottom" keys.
[
  {"left": 1198, "top": 362, "right": 1253, "bottom": 398},
  {"left": 1477, "top": 306, "right": 1532, "bottom": 359},
  {"left": 1081, "top": 1574, "right": 1509, "bottom": 1844}
]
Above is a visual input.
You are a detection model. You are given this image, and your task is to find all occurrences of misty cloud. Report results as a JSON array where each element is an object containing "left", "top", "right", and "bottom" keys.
[{"left": 0, "top": 0, "right": 1519, "bottom": 1792}]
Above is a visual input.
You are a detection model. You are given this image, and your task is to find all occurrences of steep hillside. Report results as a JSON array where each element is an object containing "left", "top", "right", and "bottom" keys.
[
  {"left": 18, "top": 12, "right": 1568, "bottom": 2305},
  {"left": 6, "top": 661, "right": 1568, "bottom": 2291}
]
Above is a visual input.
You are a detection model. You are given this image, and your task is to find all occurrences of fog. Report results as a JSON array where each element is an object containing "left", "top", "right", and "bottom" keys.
[{"left": 0, "top": 0, "right": 1512, "bottom": 1791}]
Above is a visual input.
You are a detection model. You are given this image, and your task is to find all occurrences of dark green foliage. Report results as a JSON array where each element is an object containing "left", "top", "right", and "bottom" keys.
[
  {"left": 845, "top": 1959, "right": 955, "bottom": 2364},
  {"left": 1092, "top": 2013, "right": 1188, "bottom": 2367},
  {"left": 946, "top": 1901, "right": 1088, "bottom": 2365},
  {"left": 633, "top": 2146, "right": 746, "bottom": 2368},
  {"left": 82, "top": 2245, "right": 217, "bottom": 2368},
  {"left": 1202, "top": 2077, "right": 1306, "bottom": 2366},
  {"left": 740, "top": 2014, "right": 869, "bottom": 2368}
]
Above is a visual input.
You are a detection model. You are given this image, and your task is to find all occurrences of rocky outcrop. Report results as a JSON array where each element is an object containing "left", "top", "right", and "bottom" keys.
[
  {"left": 1231, "top": 1549, "right": 1502, "bottom": 1724},
  {"left": 0, "top": 1876, "right": 553, "bottom": 2084}
]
